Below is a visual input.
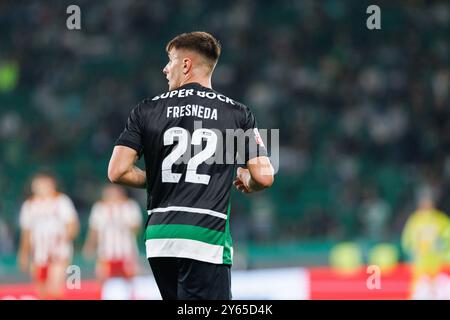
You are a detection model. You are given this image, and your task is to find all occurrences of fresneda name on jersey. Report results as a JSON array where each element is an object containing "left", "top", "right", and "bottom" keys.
[
  {"left": 152, "top": 88, "right": 236, "bottom": 121},
  {"left": 167, "top": 105, "right": 217, "bottom": 120}
]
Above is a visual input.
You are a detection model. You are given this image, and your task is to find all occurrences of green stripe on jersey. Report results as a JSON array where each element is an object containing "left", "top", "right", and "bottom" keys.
[{"left": 145, "top": 224, "right": 224, "bottom": 246}]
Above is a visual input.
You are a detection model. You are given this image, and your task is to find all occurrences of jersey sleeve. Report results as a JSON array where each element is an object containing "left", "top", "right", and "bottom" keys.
[
  {"left": 126, "top": 200, "right": 143, "bottom": 228},
  {"left": 115, "top": 102, "right": 144, "bottom": 157},
  {"left": 238, "top": 105, "right": 268, "bottom": 163},
  {"left": 19, "top": 201, "right": 31, "bottom": 230},
  {"left": 59, "top": 194, "right": 78, "bottom": 224},
  {"left": 401, "top": 214, "right": 414, "bottom": 254},
  {"left": 88, "top": 203, "right": 102, "bottom": 231}
]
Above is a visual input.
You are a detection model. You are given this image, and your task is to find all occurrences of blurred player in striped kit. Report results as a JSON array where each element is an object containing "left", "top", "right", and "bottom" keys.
[
  {"left": 83, "top": 185, "right": 142, "bottom": 286},
  {"left": 18, "top": 173, "right": 79, "bottom": 299}
]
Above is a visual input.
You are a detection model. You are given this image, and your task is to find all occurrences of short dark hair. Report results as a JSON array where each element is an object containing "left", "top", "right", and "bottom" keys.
[
  {"left": 166, "top": 31, "right": 221, "bottom": 66},
  {"left": 32, "top": 171, "right": 57, "bottom": 184}
]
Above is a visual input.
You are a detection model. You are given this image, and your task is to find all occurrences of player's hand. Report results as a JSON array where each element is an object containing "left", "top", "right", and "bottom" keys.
[{"left": 233, "top": 167, "right": 251, "bottom": 193}]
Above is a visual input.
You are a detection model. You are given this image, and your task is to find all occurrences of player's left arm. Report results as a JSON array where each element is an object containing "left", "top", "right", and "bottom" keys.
[
  {"left": 67, "top": 219, "right": 79, "bottom": 241},
  {"left": 234, "top": 156, "right": 274, "bottom": 193},
  {"left": 108, "top": 146, "right": 147, "bottom": 188},
  {"left": 234, "top": 104, "right": 274, "bottom": 193},
  {"left": 82, "top": 228, "right": 98, "bottom": 259}
]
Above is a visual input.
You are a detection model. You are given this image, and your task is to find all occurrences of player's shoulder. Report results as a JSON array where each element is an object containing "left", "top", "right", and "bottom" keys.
[
  {"left": 125, "top": 198, "right": 141, "bottom": 209},
  {"left": 132, "top": 97, "right": 158, "bottom": 112},
  {"left": 229, "top": 98, "right": 258, "bottom": 126},
  {"left": 91, "top": 201, "right": 105, "bottom": 211},
  {"left": 146, "top": 86, "right": 188, "bottom": 106},
  {"left": 435, "top": 210, "right": 450, "bottom": 223},
  {"left": 21, "top": 197, "right": 34, "bottom": 210},
  {"left": 208, "top": 89, "right": 251, "bottom": 120},
  {"left": 404, "top": 211, "right": 420, "bottom": 225},
  {"left": 231, "top": 99, "right": 251, "bottom": 113},
  {"left": 56, "top": 193, "right": 74, "bottom": 204},
  {"left": 130, "top": 92, "right": 179, "bottom": 119},
  {"left": 409, "top": 210, "right": 422, "bottom": 219}
]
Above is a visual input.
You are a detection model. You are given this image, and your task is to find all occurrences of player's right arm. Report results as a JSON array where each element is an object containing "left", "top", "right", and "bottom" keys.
[
  {"left": 110, "top": 102, "right": 147, "bottom": 188},
  {"left": 108, "top": 146, "right": 147, "bottom": 188}
]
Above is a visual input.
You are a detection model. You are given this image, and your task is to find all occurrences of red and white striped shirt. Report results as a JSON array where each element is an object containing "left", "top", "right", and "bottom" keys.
[
  {"left": 89, "top": 200, "right": 142, "bottom": 261},
  {"left": 19, "top": 193, "right": 78, "bottom": 266}
]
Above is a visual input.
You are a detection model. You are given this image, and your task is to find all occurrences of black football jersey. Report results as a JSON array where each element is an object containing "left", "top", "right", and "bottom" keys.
[{"left": 115, "top": 82, "right": 267, "bottom": 265}]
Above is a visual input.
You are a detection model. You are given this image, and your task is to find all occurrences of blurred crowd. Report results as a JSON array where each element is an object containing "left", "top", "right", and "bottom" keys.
[{"left": 0, "top": 0, "right": 449, "bottom": 256}]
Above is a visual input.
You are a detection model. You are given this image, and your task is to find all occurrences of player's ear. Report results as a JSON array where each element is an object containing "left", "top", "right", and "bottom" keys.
[{"left": 183, "top": 58, "right": 192, "bottom": 75}]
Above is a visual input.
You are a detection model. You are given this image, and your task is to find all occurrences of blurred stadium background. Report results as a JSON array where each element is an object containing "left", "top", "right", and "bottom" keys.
[{"left": 0, "top": 0, "right": 449, "bottom": 299}]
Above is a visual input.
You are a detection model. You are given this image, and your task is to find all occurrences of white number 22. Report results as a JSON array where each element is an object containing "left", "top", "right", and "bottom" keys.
[{"left": 161, "top": 127, "right": 217, "bottom": 185}]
